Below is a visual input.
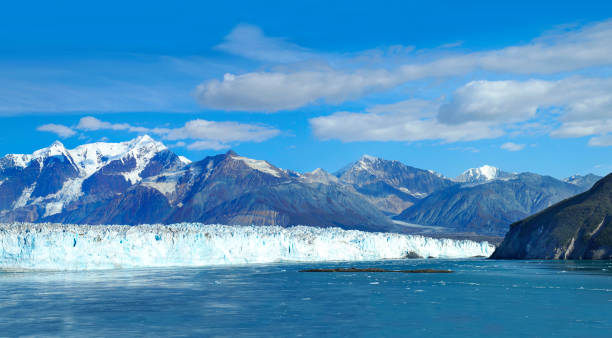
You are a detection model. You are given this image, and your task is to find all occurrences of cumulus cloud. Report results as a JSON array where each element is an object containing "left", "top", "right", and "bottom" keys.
[
  {"left": 438, "top": 78, "right": 612, "bottom": 145},
  {"left": 310, "top": 77, "right": 612, "bottom": 146},
  {"left": 198, "top": 20, "right": 612, "bottom": 112},
  {"left": 438, "top": 80, "right": 555, "bottom": 124},
  {"left": 36, "top": 124, "right": 77, "bottom": 138},
  {"left": 195, "top": 70, "right": 399, "bottom": 112},
  {"left": 309, "top": 111, "right": 502, "bottom": 143},
  {"left": 500, "top": 142, "right": 526, "bottom": 151}
]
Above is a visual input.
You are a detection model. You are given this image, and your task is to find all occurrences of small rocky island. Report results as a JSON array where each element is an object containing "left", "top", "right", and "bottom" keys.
[{"left": 300, "top": 267, "right": 452, "bottom": 273}]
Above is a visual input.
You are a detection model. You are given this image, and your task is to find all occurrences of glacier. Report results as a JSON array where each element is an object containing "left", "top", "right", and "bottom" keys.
[{"left": 0, "top": 223, "right": 495, "bottom": 271}]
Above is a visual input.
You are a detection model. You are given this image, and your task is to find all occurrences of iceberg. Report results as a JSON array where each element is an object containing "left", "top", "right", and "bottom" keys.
[{"left": 0, "top": 223, "right": 495, "bottom": 270}]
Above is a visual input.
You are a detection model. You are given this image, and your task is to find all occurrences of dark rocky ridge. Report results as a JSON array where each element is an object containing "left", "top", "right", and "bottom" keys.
[{"left": 492, "top": 173, "right": 612, "bottom": 259}]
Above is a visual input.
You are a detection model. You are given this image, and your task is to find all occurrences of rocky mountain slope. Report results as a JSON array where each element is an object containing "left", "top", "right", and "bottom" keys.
[
  {"left": 395, "top": 173, "right": 585, "bottom": 235},
  {"left": 335, "top": 155, "right": 454, "bottom": 214},
  {"left": 0, "top": 138, "right": 397, "bottom": 232},
  {"left": 492, "top": 173, "right": 612, "bottom": 259},
  {"left": 563, "top": 174, "right": 602, "bottom": 190}
]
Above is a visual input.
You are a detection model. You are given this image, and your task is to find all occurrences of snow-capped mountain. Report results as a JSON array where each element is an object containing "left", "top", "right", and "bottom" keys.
[
  {"left": 0, "top": 137, "right": 397, "bottom": 232},
  {"left": 563, "top": 173, "right": 602, "bottom": 190},
  {"left": 0, "top": 136, "right": 188, "bottom": 221},
  {"left": 335, "top": 155, "right": 455, "bottom": 214},
  {"left": 454, "top": 165, "right": 513, "bottom": 184},
  {"left": 0, "top": 137, "right": 601, "bottom": 236}
]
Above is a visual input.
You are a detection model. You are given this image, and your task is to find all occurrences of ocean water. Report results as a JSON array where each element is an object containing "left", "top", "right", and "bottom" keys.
[{"left": 1, "top": 259, "right": 611, "bottom": 337}]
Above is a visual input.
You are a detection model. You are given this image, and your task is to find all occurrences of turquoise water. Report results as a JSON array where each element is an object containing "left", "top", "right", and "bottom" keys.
[{"left": 1, "top": 259, "right": 611, "bottom": 337}]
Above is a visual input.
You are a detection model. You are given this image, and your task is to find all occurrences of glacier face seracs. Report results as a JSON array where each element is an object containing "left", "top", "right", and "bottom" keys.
[{"left": 0, "top": 223, "right": 495, "bottom": 270}]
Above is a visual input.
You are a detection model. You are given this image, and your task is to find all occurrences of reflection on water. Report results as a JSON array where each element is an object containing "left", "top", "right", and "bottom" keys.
[{"left": 1, "top": 259, "right": 611, "bottom": 337}]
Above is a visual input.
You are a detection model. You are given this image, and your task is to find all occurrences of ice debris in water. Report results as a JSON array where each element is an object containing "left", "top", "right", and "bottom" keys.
[{"left": 0, "top": 223, "right": 495, "bottom": 270}]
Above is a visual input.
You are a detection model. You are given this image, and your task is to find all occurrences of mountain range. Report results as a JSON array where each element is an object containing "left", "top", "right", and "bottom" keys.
[
  {"left": 0, "top": 136, "right": 602, "bottom": 236},
  {"left": 395, "top": 172, "right": 586, "bottom": 235}
]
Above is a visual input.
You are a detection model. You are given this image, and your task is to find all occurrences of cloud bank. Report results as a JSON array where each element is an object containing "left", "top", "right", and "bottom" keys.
[
  {"left": 310, "top": 77, "right": 612, "bottom": 146},
  {"left": 37, "top": 117, "right": 280, "bottom": 150},
  {"left": 197, "top": 20, "right": 612, "bottom": 113}
]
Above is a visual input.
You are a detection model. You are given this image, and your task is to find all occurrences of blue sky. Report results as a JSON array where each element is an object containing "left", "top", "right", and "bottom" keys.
[{"left": 2, "top": 0, "right": 612, "bottom": 178}]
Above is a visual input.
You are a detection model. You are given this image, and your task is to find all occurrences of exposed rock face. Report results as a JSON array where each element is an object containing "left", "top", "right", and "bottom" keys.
[
  {"left": 336, "top": 155, "right": 454, "bottom": 214},
  {"left": 492, "top": 173, "right": 612, "bottom": 260},
  {"left": 395, "top": 173, "right": 585, "bottom": 236},
  {"left": 163, "top": 152, "right": 397, "bottom": 231}
]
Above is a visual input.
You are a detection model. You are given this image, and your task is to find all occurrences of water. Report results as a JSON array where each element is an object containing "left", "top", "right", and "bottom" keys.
[{"left": 1, "top": 259, "right": 611, "bottom": 337}]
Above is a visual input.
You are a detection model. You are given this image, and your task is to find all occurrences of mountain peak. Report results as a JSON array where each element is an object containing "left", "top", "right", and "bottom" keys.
[
  {"left": 32, "top": 140, "right": 70, "bottom": 159},
  {"left": 51, "top": 140, "right": 65, "bottom": 147},
  {"left": 563, "top": 173, "right": 603, "bottom": 190},
  {"left": 360, "top": 154, "right": 379, "bottom": 162},
  {"left": 128, "top": 134, "right": 163, "bottom": 148},
  {"left": 126, "top": 135, "right": 166, "bottom": 153},
  {"left": 224, "top": 152, "right": 283, "bottom": 178},
  {"left": 301, "top": 168, "right": 339, "bottom": 184},
  {"left": 454, "top": 165, "right": 509, "bottom": 184}
]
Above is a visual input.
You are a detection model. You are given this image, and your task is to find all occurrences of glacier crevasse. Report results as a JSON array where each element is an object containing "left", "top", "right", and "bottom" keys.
[{"left": 0, "top": 223, "right": 495, "bottom": 270}]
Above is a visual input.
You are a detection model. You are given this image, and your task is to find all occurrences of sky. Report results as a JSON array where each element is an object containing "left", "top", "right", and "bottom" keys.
[{"left": 1, "top": 0, "right": 612, "bottom": 178}]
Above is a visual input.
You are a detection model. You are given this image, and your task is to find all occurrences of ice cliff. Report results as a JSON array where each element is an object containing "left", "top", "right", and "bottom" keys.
[{"left": 0, "top": 223, "right": 495, "bottom": 270}]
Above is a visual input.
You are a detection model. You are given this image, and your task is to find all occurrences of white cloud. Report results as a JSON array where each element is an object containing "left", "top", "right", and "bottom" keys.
[
  {"left": 164, "top": 119, "right": 280, "bottom": 143},
  {"left": 588, "top": 134, "right": 612, "bottom": 147},
  {"left": 366, "top": 99, "right": 439, "bottom": 118},
  {"left": 195, "top": 70, "right": 399, "bottom": 112},
  {"left": 550, "top": 119, "right": 612, "bottom": 138},
  {"left": 67, "top": 116, "right": 280, "bottom": 150},
  {"left": 500, "top": 142, "right": 525, "bottom": 151},
  {"left": 36, "top": 124, "right": 76, "bottom": 138},
  {"left": 436, "top": 78, "right": 612, "bottom": 145},
  {"left": 477, "top": 20, "right": 612, "bottom": 74},
  {"left": 309, "top": 111, "right": 502, "bottom": 143},
  {"left": 438, "top": 80, "right": 555, "bottom": 124},
  {"left": 199, "top": 20, "right": 612, "bottom": 112},
  {"left": 310, "top": 76, "right": 612, "bottom": 146},
  {"left": 76, "top": 116, "right": 149, "bottom": 132},
  {"left": 215, "top": 24, "right": 317, "bottom": 63}
]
